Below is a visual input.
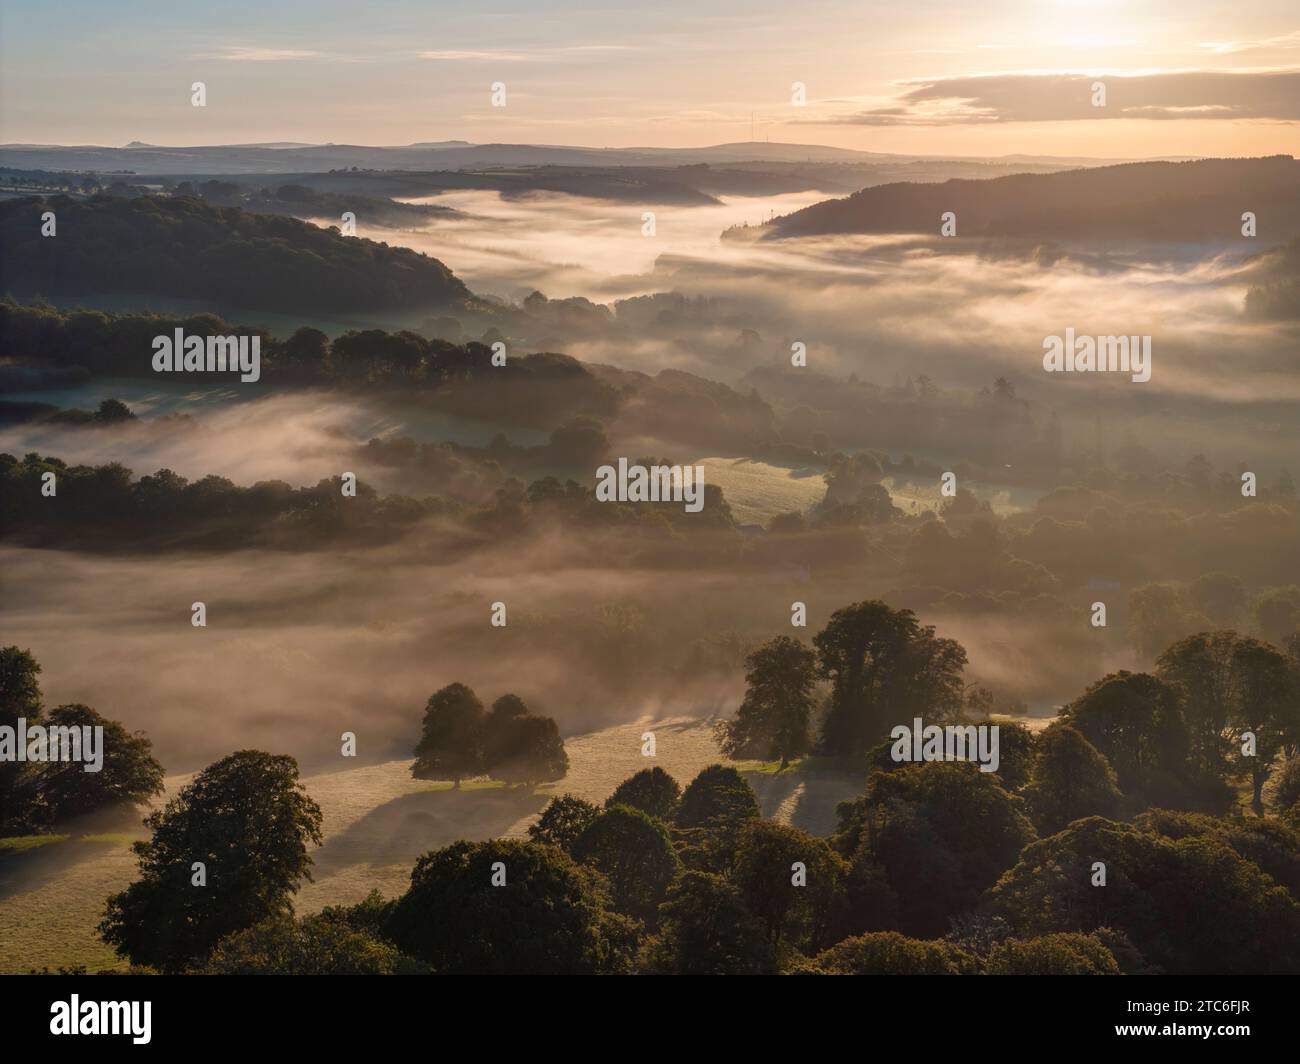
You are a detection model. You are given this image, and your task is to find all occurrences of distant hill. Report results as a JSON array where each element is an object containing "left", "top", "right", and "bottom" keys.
[
  {"left": 1245, "top": 236, "right": 1300, "bottom": 320},
  {"left": 752, "top": 156, "right": 1300, "bottom": 244},
  {"left": 0, "top": 139, "right": 1144, "bottom": 176},
  {"left": 0, "top": 194, "right": 472, "bottom": 315}
]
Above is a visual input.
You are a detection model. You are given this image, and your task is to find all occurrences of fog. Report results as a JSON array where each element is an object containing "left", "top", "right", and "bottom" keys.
[
  {"left": 355, "top": 189, "right": 1300, "bottom": 472},
  {"left": 5, "top": 185, "right": 1297, "bottom": 780}
]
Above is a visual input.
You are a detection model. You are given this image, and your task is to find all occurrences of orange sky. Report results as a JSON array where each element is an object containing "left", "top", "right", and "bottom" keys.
[{"left": 1, "top": 0, "right": 1297, "bottom": 157}]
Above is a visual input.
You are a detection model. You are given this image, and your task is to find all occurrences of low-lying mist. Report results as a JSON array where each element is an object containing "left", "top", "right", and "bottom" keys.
[{"left": 354, "top": 189, "right": 1300, "bottom": 472}]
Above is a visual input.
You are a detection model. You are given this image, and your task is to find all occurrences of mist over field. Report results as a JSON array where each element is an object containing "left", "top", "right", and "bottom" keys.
[
  {"left": 345, "top": 188, "right": 1300, "bottom": 474},
  {"left": 4, "top": 0, "right": 1300, "bottom": 990}
]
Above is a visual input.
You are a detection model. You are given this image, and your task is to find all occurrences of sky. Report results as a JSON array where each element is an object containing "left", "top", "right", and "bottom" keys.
[{"left": 1, "top": 0, "right": 1298, "bottom": 157}]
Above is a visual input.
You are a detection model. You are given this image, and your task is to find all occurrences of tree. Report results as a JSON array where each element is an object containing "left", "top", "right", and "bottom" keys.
[
  {"left": 1061, "top": 671, "right": 1190, "bottom": 803},
  {"left": 808, "top": 932, "right": 970, "bottom": 974},
  {"left": 733, "top": 819, "right": 847, "bottom": 952},
  {"left": 283, "top": 325, "right": 330, "bottom": 374},
  {"left": 814, "top": 600, "right": 967, "bottom": 757},
  {"left": 638, "top": 872, "right": 774, "bottom": 975},
  {"left": 674, "top": 764, "right": 760, "bottom": 873},
  {"left": 1271, "top": 758, "right": 1300, "bottom": 816},
  {"left": 207, "top": 913, "right": 423, "bottom": 974},
  {"left": 412, "top": 683, "right": 485, "bottom": 787},
  {"left": 8, "top": 703, "right": 164, "bottom": 831},
  {"left": 1134, "top": 808, "right": 1300, "bottom": 901},
  {"left": 485, "top": 712, "right": 568, "bottom": 786},
  {"left": 572, "top": 805, "right": 682, "bottom": 924},
  {"left": 1226, "top": 637, "right": 1300, "bottom": 810},
  {"left": 1128, "top": 583, "right": 1211, "bottom": 662},
  {"left": 716, "top": 636, "right": 816, "bottom": 768},
  {"left": 383, "top": 839, "right": 638, "bottom": 974},
  {"left": 99, "top": 751, "right": 323, "bottom": 972},
  {"left": 1157, "top": 631, "right": 1240, "bottom": 779},
  {"left": 841, "top": 762, "right": 1036, "bottom": 937},
  {"left": 528, "top": 794, "right": 600, "bottom": 850},
  {"left": 985, "top": 933, "right": 1120, "bottom": 974},
  {"left": 547, "top": 416, "right": 609, "bottom": 467},
  {"left": 93, "top": 398, "right": 135, "bottom": 423},
  {"left": 1021, "top": 724, "right": 1121, "bottom": 835},
  {"left": 605, "top": 767, "right": 681, "bottom": 821},
  {"left": 974, "top": 718, "right": 1035, "bottom": 791},
  {"left": 0, "top": 646, "right": 42, "bottom": 826},
  {"left": 984, "top": 817, "right": 1300, "bottom": 974}
]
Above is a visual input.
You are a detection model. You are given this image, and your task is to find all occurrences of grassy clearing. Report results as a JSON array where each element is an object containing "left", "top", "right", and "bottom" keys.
[
  {"left": 0, "top": 716, "right": 867, "bottom": 972},
  {"left": 0, "top": 834, "right": 69, "bottom": 854}
]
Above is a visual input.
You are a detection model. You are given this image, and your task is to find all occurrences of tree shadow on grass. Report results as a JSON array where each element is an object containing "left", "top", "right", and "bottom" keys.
[
  {"left": 745, "top": 767, "right": 866, "bottom": 837},
  {"left": 310, "top": 785, "right": 549, "bottom": 879},
  {"left": 0, "top": 803, "right": 146, "bottom": 899}
]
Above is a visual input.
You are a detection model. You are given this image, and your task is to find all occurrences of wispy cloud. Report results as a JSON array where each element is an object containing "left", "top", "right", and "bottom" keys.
[
  {"left": 417, "top": 44, "right": 632, "bottom": 63},
  {"left": 418, "top": 49, "right": 534, "bottom": 62},
  {"left": 202, "top": 46, "right": 332, "bottom": 62},
  {"left": 1200, "top": 30, "right": 1300, "bottom": 54},
  {"left": 805, "top": 69, "right": 1300, "bottom": 125}
]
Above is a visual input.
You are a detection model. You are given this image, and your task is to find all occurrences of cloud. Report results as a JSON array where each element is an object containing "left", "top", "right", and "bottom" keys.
[
  {"left": 203, "top": 47, "right": 332, "bottom": 62},
  {"left": 809, "top": 69, "right": 1300, "bottom": 125},
  {"left": 416, "top": 44, "right": 631, "bottom": 63},
  {"left": 417, "top": 50, "right": 535, "bottom": 62},
  {"left": 1199, "top": 31, "right": 1300, "bottom": 55}
]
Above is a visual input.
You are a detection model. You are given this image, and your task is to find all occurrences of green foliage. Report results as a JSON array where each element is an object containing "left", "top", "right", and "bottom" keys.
[
  {"left": 605, "top": 767, "right": 681, "bottom": 821},
  {"left": 383, "top": 839, "right": 639, "bottom": 974},
  {"left": 528, "top": 794, "right": 601, "bottom": 851},
  {"left": 808, "top": 931, "right": 971, "bottom": 975},
  {"left": 572, "top": 805, "right": 682, "bottom": 924},
  {"left": 0, "top": 646, "right": 42, "bottom": 825},
  {"left": 207, "top": 913, "right": 425, "bottom": 974},
  {"left": 1157, "top": 631, "right": 1300, "bottom": 809},
  {"left": 976, "top": 719, "right": 1035, "bottom": 791},
  {"left": 733, "top": 819, "right": 848, "bottom": 953},
  {"left": 842, "top": 762, "right": 1036, "bottom": 937},
  {"left": 638, "top": 872, "right": 774, "bottom": 975},
  {"left": 1272, "top": 757, "right": 1300, "bottom": 814},
  {"left": 4, "top": 703, "right": 164, "bottom": 833},
  {"left": 483, "top": 698, "right": 568, "bottom": 785},
  {"left": 99, "top": 751, "right": 323, "bottom": 972},
  {"left": 814, "top": 600, "right": 967, "bottom": 757},
  {"left": 674, "top": 764, "right": 761, "bottom": 873},
  {"left": 984, "top": 817, "right": 1300, "bottom": 973},
  {"left": 412, "top": 683, "right": 486, "bottom": 785},
  {"left": 0, "top": 194, "right": 470, "bottom": 314},
  {"left": 1133, "top": 808, "right": 1300, "bottom": 901},
  {"left": 0, "top": 451, "right": 451, "bottom": 551},
  {"left": 1061, "top": 670, "right": 1194, "bottom": 805},
  {"left": 1021, "top": 723, "right": 1121, "bottom": 835},
  {"left": 985, "top": 932, "right": 1120, "bottom": 974},
  {"left": 413, "top": 685, "right": 568, "bottom": 786},
  {"left": 716, "top": 636, "right": 816, "bottom": 767}
]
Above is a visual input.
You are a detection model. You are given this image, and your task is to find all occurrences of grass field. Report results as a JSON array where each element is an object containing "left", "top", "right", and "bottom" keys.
[{"left": 0, "top": 714, "right": 865, "bottom": 973}]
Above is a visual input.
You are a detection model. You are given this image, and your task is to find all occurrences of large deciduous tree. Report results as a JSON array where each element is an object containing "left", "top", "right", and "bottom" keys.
[
  {"left": 716, "top": 636, "right": 816, "bottom": 768},
  {"left": 100, "top": 750, "right": 323, "bottom": 972},
  {"left": 412, "top": 683, "right": 486, "bottom": 787},
  {"left": 813, "top": 601, "right": 967, "bottom": 757},
  {"left": 383, "top": 838, "right": 638, "bottom": 974},
  {"left": 572, "top": 805, "right": 681, "bottom": 924},
  {"left": 1021, "top": 723, "right": 1122, "bottom": 835}
]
